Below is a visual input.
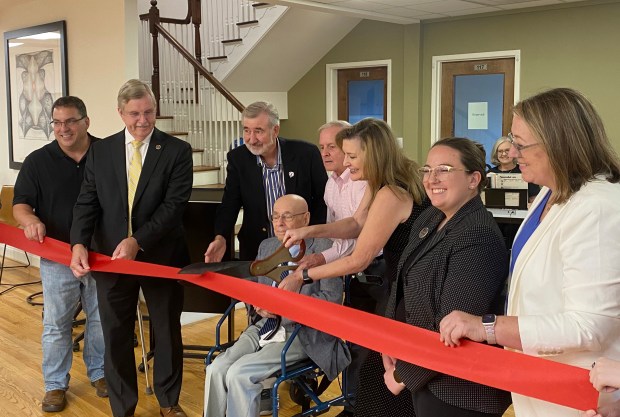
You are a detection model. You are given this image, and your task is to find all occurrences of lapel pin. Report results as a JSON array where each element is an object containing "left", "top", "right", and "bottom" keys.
[
  {"left": 288, "top": 171, "right": 294, "bottom": 178},
  {"left": 419, "top": 227, "right": 429, "bottom": 239},
  {"left": 155, "top": 144, "right": 161, "bottom": 150}
]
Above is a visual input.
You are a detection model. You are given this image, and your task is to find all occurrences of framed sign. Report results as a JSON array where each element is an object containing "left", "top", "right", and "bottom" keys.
[{"left": 4, "top": 21, "right": 68, "bottom": 170}]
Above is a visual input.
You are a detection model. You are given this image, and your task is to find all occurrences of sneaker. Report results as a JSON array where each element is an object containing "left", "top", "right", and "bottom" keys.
[{"left": 259, "top": 388, "right": 273, "bottom": 416}]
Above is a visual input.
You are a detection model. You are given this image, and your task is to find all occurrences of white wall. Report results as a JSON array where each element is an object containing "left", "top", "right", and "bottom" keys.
[{"left": 0, "top": 0, "right": 137, "bottom": 187}]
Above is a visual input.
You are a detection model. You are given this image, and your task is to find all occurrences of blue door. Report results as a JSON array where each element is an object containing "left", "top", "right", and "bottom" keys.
[
  {"left": 441, "top": 58, "right": 515, "bottom": 166},
  {"left": 338, "top": 66, "right": 388, "bottom": 124}
]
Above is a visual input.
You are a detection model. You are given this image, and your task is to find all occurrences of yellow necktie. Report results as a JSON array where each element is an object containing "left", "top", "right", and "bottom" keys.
[{"left": 128, "top": 140, "right": 143, "bottom": 236}]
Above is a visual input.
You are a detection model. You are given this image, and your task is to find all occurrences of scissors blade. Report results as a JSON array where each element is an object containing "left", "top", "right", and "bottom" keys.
[{"left": 178, "top": 261, "right": 253, "bottom": 278}]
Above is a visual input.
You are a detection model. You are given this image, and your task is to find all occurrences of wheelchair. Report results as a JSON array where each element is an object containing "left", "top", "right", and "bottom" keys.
[{"left": 205, "top": 300, "right": 349, "bottom": 417}]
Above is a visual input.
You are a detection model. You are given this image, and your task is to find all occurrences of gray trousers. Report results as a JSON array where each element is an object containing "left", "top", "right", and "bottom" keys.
[{"left": 204, "top": 324, "right": 307, "bottom": 417}]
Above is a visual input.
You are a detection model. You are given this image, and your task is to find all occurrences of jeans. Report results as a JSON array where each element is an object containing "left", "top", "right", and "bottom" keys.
[{"left": 40, "top": 258, "right": 105, "bottom": 391}]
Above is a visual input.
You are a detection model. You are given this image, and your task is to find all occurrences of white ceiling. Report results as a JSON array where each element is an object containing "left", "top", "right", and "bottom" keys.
[{"left": 273, "top": 0, "right": 587, "bottom": 24}]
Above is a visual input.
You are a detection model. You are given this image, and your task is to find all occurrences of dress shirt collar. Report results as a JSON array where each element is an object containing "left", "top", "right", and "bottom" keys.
[
  {"left": 331, "top": 168, "right": 352, "bottom": 190},
  {"left": 256, "top": 138, "right": 282, "bottom": 168},
  {"left": 124, "top": 127, "right": 153, "bottom": 146}
]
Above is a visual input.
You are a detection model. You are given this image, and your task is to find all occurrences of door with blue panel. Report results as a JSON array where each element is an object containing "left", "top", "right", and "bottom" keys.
[
  {"left": 440, "top": 58, "right": 515, "bottom": 166},
  {"left": 338, "top": 66, "right": 387, "bottom": 123}
]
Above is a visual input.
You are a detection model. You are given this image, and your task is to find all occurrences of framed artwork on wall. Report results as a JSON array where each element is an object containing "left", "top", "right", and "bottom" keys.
[{"left": 4, "top": 21, "right": 68, "bottom": 170}]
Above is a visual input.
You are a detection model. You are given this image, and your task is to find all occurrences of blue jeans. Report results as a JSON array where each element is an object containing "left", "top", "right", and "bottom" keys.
[{"left": 40, "top": 258, "right": 105, "bottom": 391}]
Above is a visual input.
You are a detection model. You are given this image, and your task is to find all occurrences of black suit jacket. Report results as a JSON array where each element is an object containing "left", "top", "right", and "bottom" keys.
[
  {"left": 214, "top": 137, "right": 327, "bottom": 260},
  {"left": 71, "top": 128, "right": 193, "bottom": 267},
  {"left": 385, "top": 196, "right": 512, "bottom": 414}
]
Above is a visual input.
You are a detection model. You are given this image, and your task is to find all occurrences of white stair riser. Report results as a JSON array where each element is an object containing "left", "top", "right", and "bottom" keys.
[
  {"left": 156, "top": 118, "right": 173, "bottom": 132},
  {"left": 192, "top": 152, "right": 203, "bottom": 167},
  {"left": 193, "top": 170, "right": 219, "bottom": 186}
]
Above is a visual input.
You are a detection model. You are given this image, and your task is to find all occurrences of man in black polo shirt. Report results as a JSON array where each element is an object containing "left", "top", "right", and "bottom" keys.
[{"left": 13, "top": 96, "right": 107, "bottom": 412}]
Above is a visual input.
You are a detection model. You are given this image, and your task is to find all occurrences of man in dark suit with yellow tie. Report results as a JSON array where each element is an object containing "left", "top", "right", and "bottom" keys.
[{"left": 70, "top": 79, "right": 193, "bottom": 417}]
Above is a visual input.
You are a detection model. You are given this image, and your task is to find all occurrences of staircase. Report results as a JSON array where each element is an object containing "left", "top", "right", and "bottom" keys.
[
  {"left": 156, "top": 116, "right": 220, "bottom": 186},
  {"left": 138, "top": 0, "right": 288, "bottom": 186}
]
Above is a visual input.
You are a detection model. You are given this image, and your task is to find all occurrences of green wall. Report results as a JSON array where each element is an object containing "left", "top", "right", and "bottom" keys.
[
  {"left": 284, "top": 0, "right": 620, "bottom": 163},
  {"left": 281, "top": 20, "right": 408, "bottom": 145}
]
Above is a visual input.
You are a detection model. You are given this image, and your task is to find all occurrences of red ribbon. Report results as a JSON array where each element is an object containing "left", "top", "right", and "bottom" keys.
[{"left": 0, "top": 222, "right": 597, "bottom": 410}]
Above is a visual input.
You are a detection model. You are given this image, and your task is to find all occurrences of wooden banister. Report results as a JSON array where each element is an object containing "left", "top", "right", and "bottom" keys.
[
  {"left": 153, "top": 22, "right": 244, "bottom": 112},
  {"left": 139, "top": 0, "right": 193, "bottom": 24},
  {"left": 148, "top": 1, "right": 161, "bottom": 115},
  {"left": 190, "top": 0, "right": 201, "bottom": 103}
]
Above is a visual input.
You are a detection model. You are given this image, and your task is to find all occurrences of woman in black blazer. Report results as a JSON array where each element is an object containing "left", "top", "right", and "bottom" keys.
[{"left": 382, "top": 137, "right": 512, "bottom": 417}]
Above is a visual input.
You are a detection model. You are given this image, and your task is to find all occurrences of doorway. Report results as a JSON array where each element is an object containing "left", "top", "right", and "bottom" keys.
[
  {"left": 326, "top": 60, "right": 391, "bottom": 125},
  {"left": 337, "top": 66, "right": 388, "bottom": 123},
  {"left": 431, "top": 51, "right": 520, "bottom": 165}
]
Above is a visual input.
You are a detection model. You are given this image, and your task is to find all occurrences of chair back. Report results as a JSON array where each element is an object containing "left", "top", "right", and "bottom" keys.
[{"left": 0, "top": 186, "right": 19, "bottom": 227}]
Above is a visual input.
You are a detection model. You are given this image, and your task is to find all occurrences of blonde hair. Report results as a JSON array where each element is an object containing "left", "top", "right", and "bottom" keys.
[
  {"left": 117, "top": 79, "right": 157, "bottom": 111},
  {"left": 514, "top": 88, "right": 620, "bottom": 204},
  {"left": 336, "top": 118, "right": 425, "bottom": 206},
  {"left": 490, "top": 136, "right": 516, "bottom": 167}
]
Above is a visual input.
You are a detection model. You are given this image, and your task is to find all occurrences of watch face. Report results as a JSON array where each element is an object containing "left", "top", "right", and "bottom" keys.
[{"left": 482, "top": 314, "right": 496, "bottom": 324}]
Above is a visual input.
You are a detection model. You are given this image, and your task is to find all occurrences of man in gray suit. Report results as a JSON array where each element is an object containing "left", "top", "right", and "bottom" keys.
[{"left": 203, "top": 194, "right": 349, "bottom": 417}]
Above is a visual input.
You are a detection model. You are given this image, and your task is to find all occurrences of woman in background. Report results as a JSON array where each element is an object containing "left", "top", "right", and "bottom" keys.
[
  {"left": 489, "top": 136, "right": 518, "bottom": 173},
  {"left": 488, "top": 135, "right": 539, "bottom": 202},
  {"left": 440, "top": 88, "right": 620, "bottom": 417}
]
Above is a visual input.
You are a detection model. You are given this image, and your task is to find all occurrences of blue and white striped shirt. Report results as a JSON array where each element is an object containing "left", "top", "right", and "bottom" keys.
[{"left": 257, "top": 140, "right": 286, "bottom": 237}]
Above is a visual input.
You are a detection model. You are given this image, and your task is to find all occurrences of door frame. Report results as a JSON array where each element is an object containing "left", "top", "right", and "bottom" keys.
[
  {"left": 430, "top": 50, "right": 520, "bottom": 144},
  {"left": 326, "top": 60, "right": 392, "bottom": 125}
]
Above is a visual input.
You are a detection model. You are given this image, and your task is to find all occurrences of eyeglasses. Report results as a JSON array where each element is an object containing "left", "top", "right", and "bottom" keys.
[
  {"left": 507, "top": 133, "right": 540, "bottom": 155},
  {"left": 123, "top": 110, "right": 156, "bottom": 120},
  {"left": 418, "top": 165, "right": 471, "bottom": 180},
  {"left": 50, "top": 116, "right": 86, "bottom": 129},
  {"left": 270, "top": 212, "right": 306, "bottom": 222},
  {"left": 497, "top": 149, "right": 510, "bottom": 155}
]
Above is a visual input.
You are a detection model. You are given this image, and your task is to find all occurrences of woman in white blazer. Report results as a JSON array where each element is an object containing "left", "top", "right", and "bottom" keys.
[{"left": 438, "top": 88, "right": 620, "bottom": 417}]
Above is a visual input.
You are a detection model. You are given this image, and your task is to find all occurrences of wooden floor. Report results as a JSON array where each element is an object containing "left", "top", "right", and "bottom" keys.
[{"left": 0, "top": 259, "right": 515, "bottom": 417}]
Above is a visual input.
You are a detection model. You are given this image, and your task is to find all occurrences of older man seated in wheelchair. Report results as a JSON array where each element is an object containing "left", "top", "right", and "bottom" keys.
[{"left": 203, "top": 193, "right": 350, "bottom": 417}]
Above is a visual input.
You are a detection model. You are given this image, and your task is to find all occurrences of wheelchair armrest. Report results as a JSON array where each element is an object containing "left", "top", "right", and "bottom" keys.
[
  {"left": 279, "top": 323, "right": 303, "bottom": 377},
  {"left": 205, "top": 300, "right": 238, "bottom": 365}
]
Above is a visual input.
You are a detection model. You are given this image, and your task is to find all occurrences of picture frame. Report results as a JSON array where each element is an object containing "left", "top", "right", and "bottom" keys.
[{"left": 4, "top": 21, "right": 68, "bottom": 170}]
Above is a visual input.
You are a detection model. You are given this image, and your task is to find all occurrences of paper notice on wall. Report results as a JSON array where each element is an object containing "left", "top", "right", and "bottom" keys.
[
  {"left": 468, "top": 102, "right": 488, "bottom": 130},
  {"left": 504, "top": 192, "right": 520, "bottom": 207}
]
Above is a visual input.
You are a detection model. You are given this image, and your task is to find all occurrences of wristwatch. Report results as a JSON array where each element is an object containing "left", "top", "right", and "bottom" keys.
[
  {"left": 482, "top": 314, "right": 497, "bottom": 345},
  {"left": 302, "top": 269, "right": 314, "bottom": 285}
]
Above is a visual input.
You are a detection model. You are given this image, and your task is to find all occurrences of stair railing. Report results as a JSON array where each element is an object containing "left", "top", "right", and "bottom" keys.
[{"left": 141, "top": 0, "right": 245, "bottom": 181}]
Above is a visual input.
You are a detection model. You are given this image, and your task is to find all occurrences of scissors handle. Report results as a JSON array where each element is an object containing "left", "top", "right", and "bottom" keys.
[{"left": 250, "top": 240, "right": 306, "bottom": 279}]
